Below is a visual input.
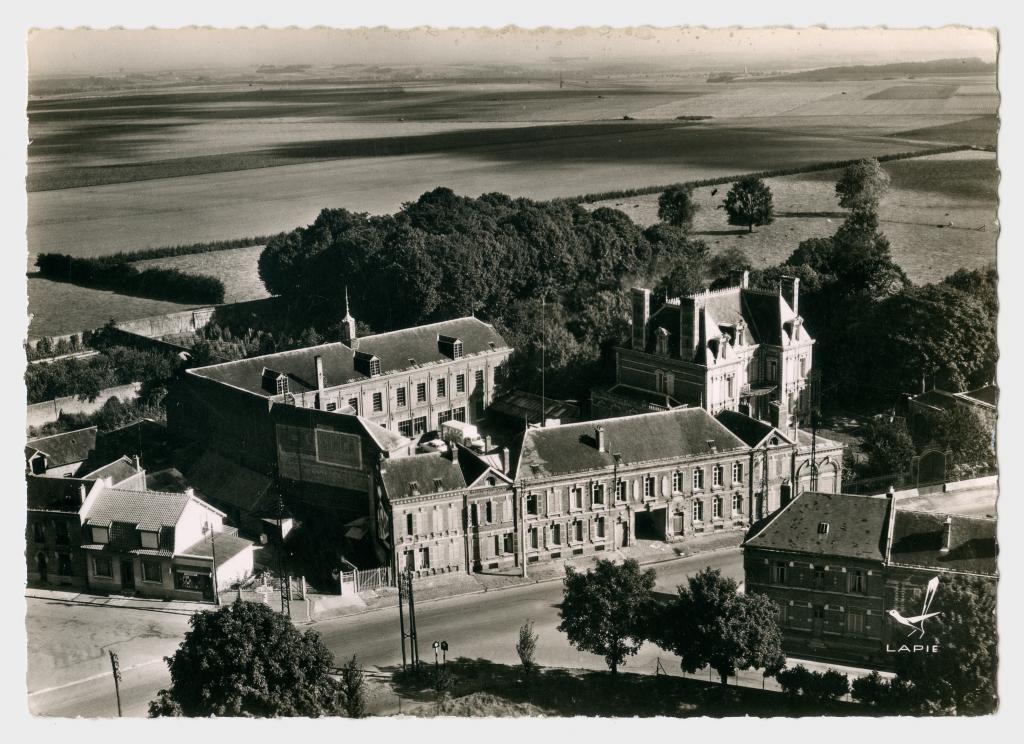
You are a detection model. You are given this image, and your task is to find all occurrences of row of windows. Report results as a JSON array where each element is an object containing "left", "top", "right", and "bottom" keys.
[
  {"left": 31, "top": 520, "right": 70, "bottom": 544},
  {"left": 92, "top": 556, "right": 163, "bottom": 583},
  {"left": 529, "top": 518, "right": 603, "bottom": 548},
  {"left": 339, "top": 370, "right": 487, "bottom": 414},
  {"left": 691, "top": 492, "right": 744, "bottom": 521},
  {"left": 782, "top": 604, "right": 871, "bottom": 635},
  {"left": 396, "top": 407, "right": 467, "bottom": 437},
  {"left": 86, "top": 524, "right": 160, "bottom": 550},
  {"left": 770, "top": 562, "right": 867, "bottom": 593},
  {"left": 35, "top": 551, "right": 74, "bottom": 576}
]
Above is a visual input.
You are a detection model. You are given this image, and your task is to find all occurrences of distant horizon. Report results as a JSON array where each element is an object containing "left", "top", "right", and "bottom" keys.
[{"left": 27, "top": 26, "right": 997, "bottom": 76}]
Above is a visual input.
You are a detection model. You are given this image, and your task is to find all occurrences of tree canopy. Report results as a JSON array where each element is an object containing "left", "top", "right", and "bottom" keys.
[
  {"left": 557, "top": 558, "right": 656, "bottom": 674},
  {"left": 861, "top": 416, "right": 917, "bottom": 477},
  {"left": 149, "top": 601, "right": 340, "bottom": 717},
  {"left": 657, "top": 184, "right": 699, "bottom": 230},
  {"left": 835, "top": 158, "right": 891, "bottom": 211},
  {"left": 722, "top": 176, "right": 775, "bottom": 232},
  {"left": 653, "top": 567, "right": 784, "bottom": 685}
]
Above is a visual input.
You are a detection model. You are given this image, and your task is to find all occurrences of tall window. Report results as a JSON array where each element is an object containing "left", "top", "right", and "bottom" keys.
[
  {"left": 406, "top": 513, "right": 414, "bottom": 536},
  {"left": 692, "top": 468, "right": 704, "bottom": 490},
  {"left": 592, "top": 482, "right": 605, "bottom": 505},
  {"left": 369, "top": 359, "right": 381, "bottom": 377},
  {"left": 615, "top": 480, "right": 625, "bottom": 502},
  {"left": 692, "top": 499, "right": 704, "bottom": 522},
  {"left": 485, "top": 501, "right": 493, "bottom": 524},
  {"left": 849, "top": 571, "right": 865, "bottom": 594},
  {"left": 348, "top": 397, "right": 359, "bottom": 415},
  {"left": 396, "top": 386, "right": 407, "bottom": 407},
  {"left": 597, "top": 517, "right": 606, "bottom": 538},
  {"left": 572, "top": 487, "right": 583, "bottom": 510},
  {"left": 419, "top": 547, "right": 430, "bottom": 568},
  {"left": 768, "top": 359, "right": 778, "bottom": 382},
  {"left": 55, "top": 521, "right": 69, "bottom": 545},
  {"left": 475, "top": 369, "right": 484, "bottom": 388},
  {"left": 772, "top": 562, "right": 788, "bottom": 584},
  {"left": 712, "top": 496, "right": 722, "bottom": 519},
  {"left": 372, "top": 392, "right": 383, "bottom": 413},
  {"left": 276, "top": 376, "right": 288, "bottom": 395},
  {"left": 530, "top": 527, "right": 539, "bottom": 549},
  {"left": 726, "top": 375, "right": 735, "bottom": 398},
  {"left": 712, "top": 464, "right": 723, "bottom": 487},
  {"left": 32, "top": 522, "right": 44, "bottom": 543},
  {"left": 398, "top": 420, "right": 413, "bottom": 437},
  {"left": 574, "top": 521, "right": 584, "bottom": 542},
  {"left": 847, "top": 610, "right": 865, "bottom": 634},
  {"left": 494, "top": 535, "right": 501, "bottom": 555},
  {"left": 643, "top": 476, "right": 654, "bottom": 499},
  {"left": 436, "top": 378, "right": 447, "bottom": 398},
  {"left": 456, "top": 374, "right": 466, "bottom": 394},
  {"left": 416, "top": 383, "right": 427, "bottom": 403},
  {"left": 732, "top": 492, "right": 743, "bottom": 513},
  {"left": 413, "top": 416, "right": 427, "bottom": 435},
  {"left": 526, "top": 494, "right": 538, "bottom": 515},
  {"left": 452, "top": 341, "right": 463, "bottom": 359},
  {"left": 672, "top": 471, "right": 682, "bottom": 493},
  {"left": 552, "top": 524, "right": 561, "bottom": 545}
]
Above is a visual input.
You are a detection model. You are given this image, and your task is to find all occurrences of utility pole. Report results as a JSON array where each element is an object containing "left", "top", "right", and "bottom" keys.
[
  {"left": 108, "top": 650, "right": 122, "bottom": 717},
  {"left": 397, "top": 568, "right": 408, "bottom": 672},
  {"left": 406, "top": 570, "right": 420, "bottom": 673},
  {"left": 277, "top": 494, "right": 290, "bottom": 618},
  {"left": 516, "top": 478, "right": 527, "bottom": 578},
  {"left": 204, "top": 521, "right": 221, "bottom": 607}
]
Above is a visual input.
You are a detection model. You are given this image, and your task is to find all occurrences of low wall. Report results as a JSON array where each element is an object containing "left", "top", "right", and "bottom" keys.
[
  {"left": 26, "top": 382, "right": 141, "bottom": 431},
  {"left": 945, "top": 474, "right": 998, "bottom": 492},
  {"left": 115, "top": 306, "right": 218, "bottom": 339}
]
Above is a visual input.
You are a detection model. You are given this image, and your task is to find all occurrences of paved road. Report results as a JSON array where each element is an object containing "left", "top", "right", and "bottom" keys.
[{"left": 28, "top": 549, "right": 742, "bottom": 717}]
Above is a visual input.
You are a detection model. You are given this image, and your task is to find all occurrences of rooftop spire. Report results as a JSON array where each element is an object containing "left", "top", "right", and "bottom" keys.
[{"left": 340, "top": 286, "right": 357, "bottom": 344}]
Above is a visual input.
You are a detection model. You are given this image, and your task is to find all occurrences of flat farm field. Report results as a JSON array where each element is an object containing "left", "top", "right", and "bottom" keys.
[{"left": 588, "top": 149, "right": 997, "bottom": 285}]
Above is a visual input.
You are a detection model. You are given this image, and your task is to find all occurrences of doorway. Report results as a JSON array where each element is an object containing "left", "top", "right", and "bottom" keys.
[
  {"left": 36, "top": 553, "right": 48, "bottom": 584},
  {"left": 812, "top": 605, "right": 824, "bottom": 636},
  {"left": 120, "top": 559, "right": 135, "bottom": 590},
  {"left": 634, "top": 508, "right": 667, "bottom": 541}
]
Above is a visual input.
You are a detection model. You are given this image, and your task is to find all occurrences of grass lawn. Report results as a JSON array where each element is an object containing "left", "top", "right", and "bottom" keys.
[{"left": 388, "top": 658, "right": 867, "bottom": 718}]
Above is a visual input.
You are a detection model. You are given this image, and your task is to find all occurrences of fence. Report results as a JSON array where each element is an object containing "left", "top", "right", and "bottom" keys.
[{"left": 341, "top": 566, "right": 393, "bottom": 595}]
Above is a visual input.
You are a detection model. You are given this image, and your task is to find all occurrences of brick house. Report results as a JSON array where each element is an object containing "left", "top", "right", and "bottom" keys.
[
  {"left": 743, "top": 490, "right": 997, "bottom": 668},
  {"left": 593, "top": 272, "right": 814, "bottom": 429},
  {"left": 25, "top": 427, "right": 98, "bottom": 477},
  {"left": 26, "top": 475, "right": 102, "bottom": 588}
]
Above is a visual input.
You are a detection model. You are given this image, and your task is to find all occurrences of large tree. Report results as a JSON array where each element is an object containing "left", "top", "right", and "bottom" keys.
[
  {"left": 652, "top": 567, "right": 784, "bottom": 685},
  {"left": 835, "top": 158, "right": 891, "bottom": 212},
  {"left": 861, "top": 416, "right": 917, "bottom": 477},
  {"left": 657, "top": 184, "right": 699, "bottom": 231},
  {"left": 722, "top": 176, "right": 775, "bottom": 233},
  {"left": 149, "top": 601, "right": 340, "bottom": 717},
  {"left": 557, "top": 558, "right": 656, "bottom": 674}
]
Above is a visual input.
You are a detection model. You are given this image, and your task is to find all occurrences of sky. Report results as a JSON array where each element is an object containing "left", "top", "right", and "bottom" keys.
[{"left": 27, "top": 26, "right": 998, "bottom": 75}]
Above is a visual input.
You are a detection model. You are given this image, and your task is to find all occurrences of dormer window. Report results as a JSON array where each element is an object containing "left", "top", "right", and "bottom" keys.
[
  {"left": 655, "top": 327, "right": 670, "bottom": 356},
  {"left": 408, "top": 481, "right": 420, "bottom": 497},
  {"left": 433, "top": 478, "right": 444, "bottom": 492},
  {"left": 439, "top": 334, "right": 463, "bottom": 360},
  {"left": 817, "top": 522, "right": 830, "bottom": 535},
  {"left": 140, "top": 529, "right": 159, "bottom": 549},
  {"left": 276, "top": 375, "right": 288, "bottom": 395},
  {"left": 354, "top": 351, "right": 382, "bottom": 377},
  {"left": 90, "top": 525, "right": 109, "bottom": 544},
  {"left": 262, "top": 368, "right": 289, "bottom": 395}
]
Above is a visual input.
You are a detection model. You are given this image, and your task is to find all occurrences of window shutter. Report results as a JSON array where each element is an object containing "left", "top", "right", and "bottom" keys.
[{"left": 562, "top": 487, "right": 570, "bottom": 513}]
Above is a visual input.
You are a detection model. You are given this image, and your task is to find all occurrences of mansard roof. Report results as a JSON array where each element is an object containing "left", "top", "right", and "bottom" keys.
[{"left": 189, "top": 317, "right": 509, "bottom": 396}]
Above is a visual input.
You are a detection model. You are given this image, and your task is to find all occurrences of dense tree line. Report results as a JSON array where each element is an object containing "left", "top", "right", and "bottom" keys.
[
  {"left": 25, "top": 345, "right": 176, "bottom": 404},
  {"left": 259, "top": 189, "right": 710, "bottom": 399},
  {"left": 35, "top": 253, "right": 225, "bottom": 304}
]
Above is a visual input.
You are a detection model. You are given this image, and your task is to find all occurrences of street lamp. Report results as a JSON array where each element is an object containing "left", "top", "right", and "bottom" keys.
[{"left": 433, "top": 640, "right": 449, "bottom": 667}]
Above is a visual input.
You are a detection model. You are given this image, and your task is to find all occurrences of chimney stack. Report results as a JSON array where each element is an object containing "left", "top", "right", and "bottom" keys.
[
  {"left": 185, "top": 487, "right": 195, "bottom": 499},
  {"left": 596, "top": 426, "right": 606, "bottom": 453},
  {"left": 630, "top": 287, "right": 651, "bottom": 350},
  {"left": 315, "top": 355, "right": 325, "bottom": 394},
  {"left": 500, "top": 446, "right": 510, "bottom": 474},
  {"left": 780, "top": 276, "right": 800, "bottom": 316},
  {"left": 940, "top": 515, "right": 953, "bottom": 554},
  {"left": 79, "top": 483, "right": 87, "bottom": 504},
  {"left": 134, "top": 455, "right": 141, "bottom": 472}
]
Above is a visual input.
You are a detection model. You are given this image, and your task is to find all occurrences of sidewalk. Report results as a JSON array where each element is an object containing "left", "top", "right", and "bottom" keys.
[
  {"left": 307, "top": 530, "right": 745, "bottom": 622},
  {"left": 26, "top": 587, "right": 211, "bottom": 616}
]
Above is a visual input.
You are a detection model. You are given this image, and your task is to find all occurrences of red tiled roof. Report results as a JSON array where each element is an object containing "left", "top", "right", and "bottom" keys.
[{"left": 84, "top": 487, "right": 191, "bottom": 529}]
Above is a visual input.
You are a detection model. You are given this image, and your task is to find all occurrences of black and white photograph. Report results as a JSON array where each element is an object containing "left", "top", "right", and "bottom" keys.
[{"left": 9, "top": 9, "right": 1011, "bottom": 725}]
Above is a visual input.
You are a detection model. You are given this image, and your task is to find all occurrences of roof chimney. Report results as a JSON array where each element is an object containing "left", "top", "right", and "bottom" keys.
[
  {"left": 630, "top": 288, "right": 651, "bottom": 350},
  {"left": 940, "top": 515, "right": 953, "bottom": 554},
  {"left": 501, "top": 447, "right": 510, "bottom": 474},
  {"left": 79, "top": 483, "right": 88, "bottom": 504},
  {"left": 134, "top": 455, "right": 141, "bottom": 472},
  {"left": 315, "top": 355, "right": 325, "bottom": 393},
  {"left": 185, "top": 487, "right": 195, "bottom": 499},
  {"left": 596, "top": 426, "right": 606, "bottom": 452},
  {"left": 781, "top": 276, "right": 800, "bottom": 316}
]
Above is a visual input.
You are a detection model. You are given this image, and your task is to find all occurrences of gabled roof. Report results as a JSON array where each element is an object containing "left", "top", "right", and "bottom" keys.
[
  {"left": 189, "top": 317, "right": 509, "bottom": 396},
  {"left": 380, "top": 453, "right": 468, "bottom": 501},
  {"left": 960, "top": 385, "right": 998, "bottom": 407},
  {"left": 26, "top": 427, "right": 98, "bottom": 468},
  {"left": 355, "top": 416, "right": 411, "bottom": 453},
  {"left": 888, "top": 510, "right": 997, "bottom": 576},
  {"left": 514, "top": 407, "right": 748, "bottom": 480},
  {"left": 456, "top": 444, "right": 512, "bottom": 488},
  {"left": 27, "top": 475, "right": 95, "bottom": 512},
  {"left": 715, "top": 410, "right": 793, "bottom": 448},
  {"left": 743, "top": 491, "right": 891, "bottom": 563},
  {"left": 83, "top": 456, "right": 140, "bottom": 485},
  {"left": 83, "top": 487, "right": 192, "bottom": 529}
]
